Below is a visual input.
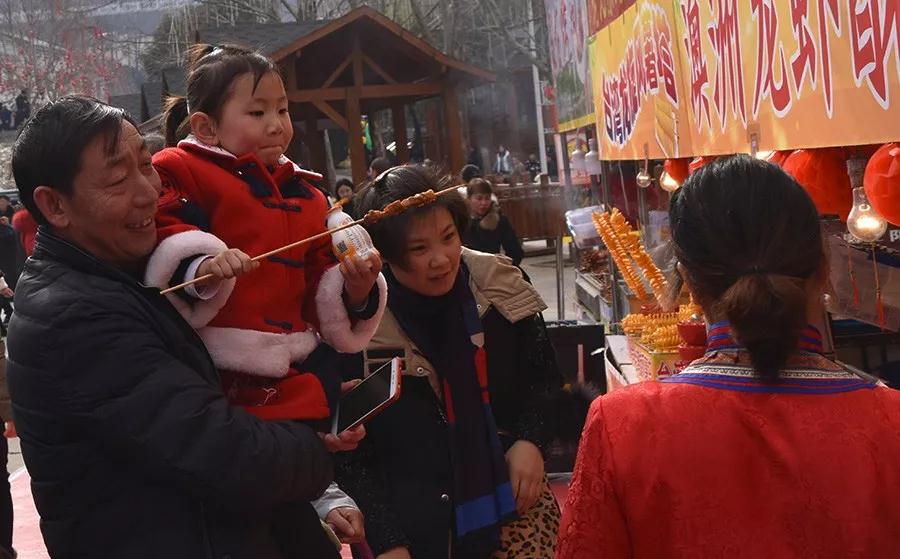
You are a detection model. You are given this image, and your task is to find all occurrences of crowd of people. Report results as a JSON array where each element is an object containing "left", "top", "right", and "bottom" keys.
[
  {"left": 0, "top": 42, "right": 895, "bottom": 559},
  {"left": 0, "top": 90, "right": 33, "bottom": 132}
]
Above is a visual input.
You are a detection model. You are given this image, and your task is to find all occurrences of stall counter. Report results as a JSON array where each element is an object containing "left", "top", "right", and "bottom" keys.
[{"left": 604, "top": 335, "right": 641, "bottom": 392}]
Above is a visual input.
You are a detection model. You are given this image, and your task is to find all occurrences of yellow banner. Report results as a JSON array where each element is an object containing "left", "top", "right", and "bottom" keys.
[{"left": 590, "top": 0, "right": 900, "bottom": 160}]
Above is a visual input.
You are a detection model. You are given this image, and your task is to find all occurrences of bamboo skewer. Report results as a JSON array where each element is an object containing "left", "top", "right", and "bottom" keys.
[{"left": 160, "top": 184, "right": 462, "bottom": 295}]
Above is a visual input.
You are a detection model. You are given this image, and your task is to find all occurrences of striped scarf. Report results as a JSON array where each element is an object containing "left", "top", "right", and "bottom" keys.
[{"left": 386, "top": 264, "right": 517, "bottom": 557}]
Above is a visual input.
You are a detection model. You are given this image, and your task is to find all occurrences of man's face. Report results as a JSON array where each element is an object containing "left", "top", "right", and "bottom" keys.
[
  {"left": 0, "top": 199, "right": 9, "bottom": 211},
  {"left": 58, "top": 121, "right": 161, "bottom": 268}
]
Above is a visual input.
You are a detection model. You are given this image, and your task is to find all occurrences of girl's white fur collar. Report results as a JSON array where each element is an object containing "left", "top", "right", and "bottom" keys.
[{"left": 177, "top": 135, "right": 323, "bottom": 182}]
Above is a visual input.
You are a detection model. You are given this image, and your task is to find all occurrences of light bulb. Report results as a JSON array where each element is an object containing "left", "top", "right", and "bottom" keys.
[
  {"left": 636, "top": 170, "right": 652, "bottom": 188},
  {"left": 847, "top": 187, "right": 888, "bottom": 242},
  {"left": 570, "top": 145, "right": 586, "bottom": 173},
  {"left": 659, "top": 171, "right": 680, "bottom": 192},
  {"left": 584, "top": 139, "right": 602, "bottom": 175}
]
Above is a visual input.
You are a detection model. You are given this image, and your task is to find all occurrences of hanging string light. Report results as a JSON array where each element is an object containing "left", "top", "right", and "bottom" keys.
[{"left": 847, "top": 159, "right": 888, "bottom": 243}]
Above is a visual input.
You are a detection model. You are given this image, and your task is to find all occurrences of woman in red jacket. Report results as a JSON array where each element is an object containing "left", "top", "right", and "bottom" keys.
[{"left": 558, "top": 155, "right": 900, "bottom": 558}]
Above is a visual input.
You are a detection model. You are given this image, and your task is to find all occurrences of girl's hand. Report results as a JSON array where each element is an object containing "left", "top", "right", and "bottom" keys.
[
  {"left": 506, "top": 440, "right": 545, "bottom": 514},
  {"left": 377, "top": 548, "right": 411, "bottom": 559},
  {"left": 341, "top": 250, "right": 383, "bottom": 309},
  {"left": 197, "top": 249, "right": 259, "bottom": 284},
  {"left": 326, "top": 507, "right": 366, "bottom": 544}
]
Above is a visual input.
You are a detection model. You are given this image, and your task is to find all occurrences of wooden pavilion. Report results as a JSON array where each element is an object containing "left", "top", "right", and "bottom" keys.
[{"left": 198, "top": 7, "right": 494, "bottom": 184}]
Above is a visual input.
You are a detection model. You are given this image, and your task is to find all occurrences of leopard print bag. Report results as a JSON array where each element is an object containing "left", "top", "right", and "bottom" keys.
[{"left": 493, "top": 477, "right": 561, "bottom": 558}]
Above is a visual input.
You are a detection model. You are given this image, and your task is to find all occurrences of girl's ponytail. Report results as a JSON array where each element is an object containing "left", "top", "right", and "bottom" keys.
[{"left": 162, "top": 96, "right": 188, "bottom": 147}]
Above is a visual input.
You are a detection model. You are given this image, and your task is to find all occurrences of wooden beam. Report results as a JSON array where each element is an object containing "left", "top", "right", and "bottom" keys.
[
  {"left": 392, "top": 103, "right": 409, "bottom": 163},
  {"left": 268, "top": 7, "right": 496, "bottom": 83},
  {"left": 363, "top": 82, "right": 443, "bottom": 98},
  {"left": 313, "top": 100, "right": 348, "bottom": 131},
  {"left": 282, "top": 56, "right": 298, "bottom": 90},
  {"left": 304, "top": 115, "right": 327, "bottom": 175},
  {"left": 322, "top": 54, "right": 353, "bottom": 88},
  {"left": 442, "top": 82, "right": 464, "bottom": 176},
  {"left": 352, "top": 35, "right": 365, "bottom": 88},
  {"left": 363, "top": 54, "right": 398, "bottom": 84},
  {"left": 287, "top": 82, "right": 444, "bottom": 103},
  {"left": 346, "top": 90, "right": 367, "bottom": 184}
]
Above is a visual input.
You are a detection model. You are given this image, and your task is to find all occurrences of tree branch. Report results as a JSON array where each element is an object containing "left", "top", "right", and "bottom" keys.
[
  {"left": 481, "top": 0, "right": 550, "bottom": 75},
  {"left": 278, "top": 0, "right": 299, "bottom": 21}
]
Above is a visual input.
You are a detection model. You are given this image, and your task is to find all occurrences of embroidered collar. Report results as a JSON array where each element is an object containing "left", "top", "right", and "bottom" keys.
[
  {"left": 706, "top": 321, "right": 824, "bottom": 355},
  {"left": 662, "top": 321, "right": 877, "bottom": 394}
]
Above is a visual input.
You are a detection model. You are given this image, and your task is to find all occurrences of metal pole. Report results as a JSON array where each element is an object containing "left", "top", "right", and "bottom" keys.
[
  {"left": 528, "top": 0, "right": 549, "bottom": 176},
  {"left": 557, "top": 131, "right": 571, "bottom": 321},
  {"left": 556, "top": 234, "right": 565, "bottom": 320},
  {"left": 560, "top": 131, "right": 572, "bottom": 193},
  {"left": 636, "top": 168, "right": 649, "bottom": 244}
]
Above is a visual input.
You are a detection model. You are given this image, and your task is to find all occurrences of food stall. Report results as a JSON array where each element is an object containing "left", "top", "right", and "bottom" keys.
[{"left": 542, "top": 0, "right": 900, "bottom": 392}]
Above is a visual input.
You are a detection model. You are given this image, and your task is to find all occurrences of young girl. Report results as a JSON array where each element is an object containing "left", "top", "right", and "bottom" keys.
[{"left": 144, "top": 44, "right": 386, "bottom": 427}]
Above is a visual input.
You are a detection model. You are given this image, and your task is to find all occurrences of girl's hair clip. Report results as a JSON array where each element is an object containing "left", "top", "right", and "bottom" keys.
[
  {"left": 200, "top": 45, "right": 225, "bottom": 62},
  {"left": 373, "top": 165, "right": 401, "bottom": 186}
]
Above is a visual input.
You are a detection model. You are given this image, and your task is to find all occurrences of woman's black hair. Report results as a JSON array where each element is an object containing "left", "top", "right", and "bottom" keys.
[
  {"left": 461, "top": 164, "right": 482, "bottom": 182},
  {"left": 369, "top": 157, "right": 392, "bottom": 177},
  {"left": 13, "top": 96, "right": 132, "bottom": 226},
  {"left": 162, "top": 43, "right": 278, "bottom": 147},
  {"left": 466, "top": 177, "right": 493, "bottom": 197},
  {"left": 354, "top": 165, "right": 469, "bottom": 267},
  {"left": 670, "top": 155, "right": 824, "bottom": 379},
  {"left": 334, "top": 177, "right": 355, "bottom": 192}
]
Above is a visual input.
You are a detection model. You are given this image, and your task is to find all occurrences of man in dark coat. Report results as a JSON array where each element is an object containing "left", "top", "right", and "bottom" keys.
[
  {"left": 0, "top": 104, "right": 10, "bottom": 131},
  {"left": 13, "top": 90, "right": 28, "bottom": 129},
  {"left": 6, "top": 96, "right": 351, "bottom": 558}
]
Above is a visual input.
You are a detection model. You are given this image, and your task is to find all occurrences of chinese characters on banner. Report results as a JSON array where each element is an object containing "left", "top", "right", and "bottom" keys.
[
  {"left": 588, "top": 0, "right": 637, "bottom": 33},
  {"left": 589, "top": 0, "right": 900, "bottom": 160},
  {"left": 545, "top": 0, "right": 599, "bottom": 131}
]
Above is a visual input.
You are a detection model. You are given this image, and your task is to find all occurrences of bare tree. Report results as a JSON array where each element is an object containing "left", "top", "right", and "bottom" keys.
[
  {"left": 0, "top": 0, "right": 121, "bottom": 104},
  {"left": 140, "top": 0, "right": 551, "bottom": 82},
  {"left": 141, "top": 0, "right": 284, "bottom": 74}
]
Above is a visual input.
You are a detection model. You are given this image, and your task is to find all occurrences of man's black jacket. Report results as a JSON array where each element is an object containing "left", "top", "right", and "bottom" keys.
[{"left": 7, "top": 229, "right": 336, "bottom": 559}]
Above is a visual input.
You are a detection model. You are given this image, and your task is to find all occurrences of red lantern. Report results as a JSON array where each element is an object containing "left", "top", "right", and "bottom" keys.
[
  {"left": 766, "top": 150, "right": 792, "bottom": 167},
  {"left": 688, "top": 156, "right": 717, "bottom": 174},
  {"left": 864, "top": 142, "right": 900, "bottom": 226},
  {"left": 664, "top": 158, "right": 691, "bottom": 184},
  {"left": 782, "top": 148, "right": 852, "bottom": 221}
]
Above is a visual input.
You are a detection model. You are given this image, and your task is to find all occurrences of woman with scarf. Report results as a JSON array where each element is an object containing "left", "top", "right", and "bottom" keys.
[{"left": 337, "top": 166, "right": 564, "bottom": 559}]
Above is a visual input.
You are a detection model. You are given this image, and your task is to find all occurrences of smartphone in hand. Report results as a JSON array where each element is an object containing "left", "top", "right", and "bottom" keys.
[{"left": 331, "top": 358, "right": 402, "bottom": 435}]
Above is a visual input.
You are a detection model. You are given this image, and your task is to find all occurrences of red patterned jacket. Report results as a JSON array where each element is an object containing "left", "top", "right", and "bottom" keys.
[
  {"left": 558, "top": 349, "right": 900, "bottom": 558},
  {"left": 144, "top": 138, "right": 386, "bottom": 419}
]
